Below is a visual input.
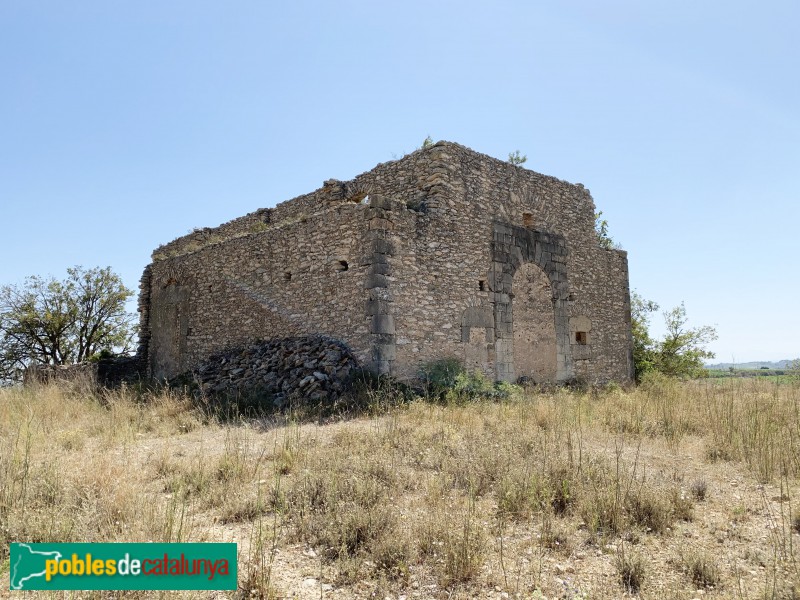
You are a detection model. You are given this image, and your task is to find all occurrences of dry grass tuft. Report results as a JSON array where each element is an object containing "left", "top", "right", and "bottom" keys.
[
  {"left": 690, "top": 476, "right": 709, "bottom": 501},
  {"left": 626, "top": 484, "right": 672, "bottom": 533},
  {"left": 683, "top": 550, "right": 721, "bottom": 588},
  {"left": 616, "top": 547, "right": 646, "bottom": 593},
  {"left": 669, "top": 487, "right": 695, "bottom": 522}
]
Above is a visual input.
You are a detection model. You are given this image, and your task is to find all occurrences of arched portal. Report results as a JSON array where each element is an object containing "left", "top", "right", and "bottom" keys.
[
  {"left": 490, "top": 221, "right": 573, "bottom": 383},
  {"left": 512, "top": 262, "right": 557, "bottom": 382}
]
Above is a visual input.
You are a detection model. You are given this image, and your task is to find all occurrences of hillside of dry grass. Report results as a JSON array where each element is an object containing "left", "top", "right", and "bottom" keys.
[{"left": 2, "top": 376, "right": 800, "bottom": 599}]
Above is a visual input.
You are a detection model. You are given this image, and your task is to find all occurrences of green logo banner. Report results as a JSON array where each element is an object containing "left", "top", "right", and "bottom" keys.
[{"left": 9, "top": 543, "right": 237, "bottom": 591}]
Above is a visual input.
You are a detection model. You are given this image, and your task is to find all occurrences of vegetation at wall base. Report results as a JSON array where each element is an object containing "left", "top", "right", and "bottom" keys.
[{"left": 419, "top": 358, "right": 517, "bottom": 403}]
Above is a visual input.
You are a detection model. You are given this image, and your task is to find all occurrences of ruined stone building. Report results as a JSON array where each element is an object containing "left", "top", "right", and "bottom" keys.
[{"left": 138, "top": 141, "right": 634, "bottom": 385}]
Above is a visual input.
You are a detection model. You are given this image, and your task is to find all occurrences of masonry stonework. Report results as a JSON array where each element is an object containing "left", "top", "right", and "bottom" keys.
[{"left": 138, "top": 142, "right": 634, "bottom": 385}]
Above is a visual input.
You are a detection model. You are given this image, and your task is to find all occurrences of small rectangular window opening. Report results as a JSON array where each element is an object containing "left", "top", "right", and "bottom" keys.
[
  {"left": 575, "top": 331, "right": 588, "bottom": 345},
  {"left": 478, "top": 280, "right": 486, "bottom": 291},
  {"left": 523, "top": 212, "right": 534, "bottom": 228}
]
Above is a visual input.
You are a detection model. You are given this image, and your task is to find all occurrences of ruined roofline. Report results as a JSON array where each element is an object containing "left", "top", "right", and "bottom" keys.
[
  {"left": 151, "top": 141, "right": 594, "bottom": 262},
  {"left": 416, "top": 140, "right": 593, "bottom": 192}
]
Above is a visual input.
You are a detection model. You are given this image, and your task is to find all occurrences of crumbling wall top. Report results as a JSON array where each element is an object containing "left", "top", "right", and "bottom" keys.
[{"left": 150, "top": 141, "right": 596, "bottom": 262}]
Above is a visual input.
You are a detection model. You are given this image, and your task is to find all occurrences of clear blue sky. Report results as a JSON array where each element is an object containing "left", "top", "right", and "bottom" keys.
[{"left": 1, "top": 1, "right": 797, "bottom": 363}]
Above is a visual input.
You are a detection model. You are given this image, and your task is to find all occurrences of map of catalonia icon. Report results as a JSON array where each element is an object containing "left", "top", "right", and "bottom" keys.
[{"left": 10, "top": 543, "right": 63, "bottom": 590}]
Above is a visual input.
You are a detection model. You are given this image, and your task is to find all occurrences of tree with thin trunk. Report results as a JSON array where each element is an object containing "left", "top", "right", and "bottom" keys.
[
  {"left": 0, "top": 266, "right": 135, "bottom": 383},
  {"left": 631, "top": 293, "right": 717, "bottom": 381}
]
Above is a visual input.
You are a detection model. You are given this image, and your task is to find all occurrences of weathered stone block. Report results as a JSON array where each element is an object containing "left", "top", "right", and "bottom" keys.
[
  {"left": 373, "top": 333, "right": 396, "bottom": 345},
  {"left": 364, "top": 273, "right": 388, "bottom": 289},
  {"left": 461, "top": 306, "right": 494, "bottom": 328},
  {"left": 371, "top": 359, "right": 391, "bottom": 375},
  {"left": 365, "top": 206, "right": 389, "bottom": 220},
  {"left": 367, "top": 263, "right": 391, "bottom": 276},
  {"left": 369, "top": 195, "right": 393, "bottom": 210},
  {"left": 368, "top": 218, "right": 394, "bottom": 231},
  {"left": 372, "top": 238, "right": 395, "bottom": 255},
  {"left": 569, "top": 315, "right": 592, "bottom": 333},
  {"left": 371, "top": 314, "right": 396, "bottom": 334},
  {"left": 367, "top": 252, "right": 390, "bottom": 265},
  {"left": 365, "top": 299, "right": 390, "bottom": 315},
  {"left": 372, "top": 343, "right": 396, "bottom": 361}
]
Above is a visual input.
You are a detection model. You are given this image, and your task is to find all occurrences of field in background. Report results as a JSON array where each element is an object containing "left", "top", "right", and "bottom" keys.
[
  {"left": 2, "top": 375, "right": 800, "bottom": 599},
  {"left": 704, "top": 368, "right": 792, "bottom": 382}
]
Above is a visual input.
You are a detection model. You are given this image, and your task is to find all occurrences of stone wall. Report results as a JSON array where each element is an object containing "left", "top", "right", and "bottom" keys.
[
  {"left": 145, "top": 201, "right": 371, "bottom": 378},
  {"left": 23, "top": 357, "right": 145, "bottom": 388},
  {"left": 23, "top": 363, "right": 98, "bottom": 387},
  {"left": 139, "top": 141, "right": 633, "bottom": 385}
]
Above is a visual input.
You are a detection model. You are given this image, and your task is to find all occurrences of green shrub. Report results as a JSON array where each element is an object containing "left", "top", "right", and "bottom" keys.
[
  {"left": 420, "top": 358, "right": 464, "bottom": 400},
  {"left": 420, "top": 359, "right": 517, "bottom": 402}
]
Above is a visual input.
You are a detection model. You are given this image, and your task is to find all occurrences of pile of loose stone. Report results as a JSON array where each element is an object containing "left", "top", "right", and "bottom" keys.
[{"left": 186, "top": 336, "right": 358, "bottom": 407}]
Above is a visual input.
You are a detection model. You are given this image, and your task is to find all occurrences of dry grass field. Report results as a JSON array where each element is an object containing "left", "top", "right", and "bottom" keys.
[{"left": 2, "top": 375, "right": 800, "bottom": 599}]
